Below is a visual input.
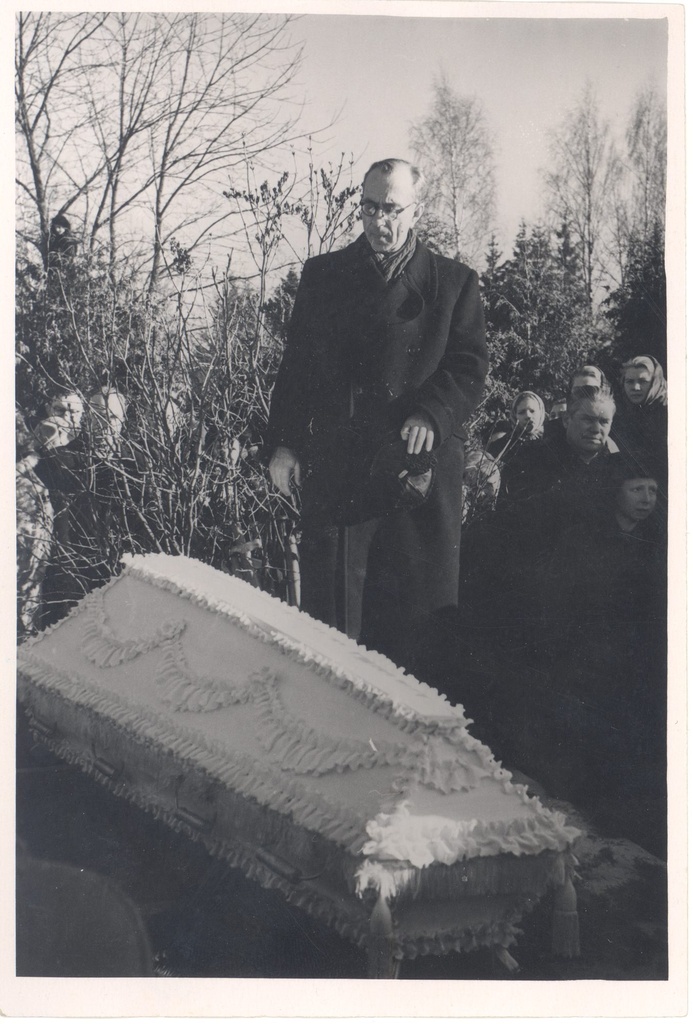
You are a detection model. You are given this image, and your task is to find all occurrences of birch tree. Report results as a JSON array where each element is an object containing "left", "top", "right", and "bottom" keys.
[
  {"left": 16, "top": 12, "right": 303, "bottom": 286},
  {"left": 409, "top": 78, "right": 496, "bottom": 265},
  {"left": 544, "top": 84, "right": 621, "bottom": 306}
]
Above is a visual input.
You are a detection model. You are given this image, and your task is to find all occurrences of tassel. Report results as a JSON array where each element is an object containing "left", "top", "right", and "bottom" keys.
[
  {"left": 494, "top": 946, "right": 520, "bottom": 972},
  {"left": 367, "top": 891, "right": 397, "bottom": 979},
  {"left": 551, "top": 864, "right": 580, "bottom": 957}
]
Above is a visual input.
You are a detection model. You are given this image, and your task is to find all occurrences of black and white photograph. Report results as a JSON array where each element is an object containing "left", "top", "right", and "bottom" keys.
[{"left": 7, "top": 0, "right": 685, "bottom": 1015}]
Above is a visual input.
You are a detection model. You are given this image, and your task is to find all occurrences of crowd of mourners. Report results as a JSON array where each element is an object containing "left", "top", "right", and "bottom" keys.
[
  {"left": 16, "top": 384, "right": 141, "bottom": 638},
  {"left": 17, "top": 353, "right": 668, "bottom": 857},
  {"left": 416, "top": 355, "right": 667, "bottom": 858}
]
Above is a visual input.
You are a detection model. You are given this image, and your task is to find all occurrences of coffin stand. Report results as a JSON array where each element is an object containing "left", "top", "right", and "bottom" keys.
[{"left": 17, "top": 554, "right": 581, "bottom": 977}]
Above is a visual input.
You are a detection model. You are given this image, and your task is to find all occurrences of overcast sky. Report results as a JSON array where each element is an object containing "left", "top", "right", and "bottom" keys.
[{"left": 283, "top": 12, "right": 668, "bottom": 258}]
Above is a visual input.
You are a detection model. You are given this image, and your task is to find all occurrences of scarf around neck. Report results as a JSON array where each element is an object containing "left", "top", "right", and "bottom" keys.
[{"left": 362, "top": 230, "right": 417, "bottom": 283}]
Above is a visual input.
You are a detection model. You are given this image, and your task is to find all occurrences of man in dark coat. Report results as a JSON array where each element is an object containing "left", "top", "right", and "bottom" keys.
[{"left": 267, "top": 158, "right": 488, "bottom": 669}]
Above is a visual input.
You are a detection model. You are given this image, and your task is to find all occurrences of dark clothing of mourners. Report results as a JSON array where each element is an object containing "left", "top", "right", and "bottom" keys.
[
  {"left": 35, "top": 436, "right": 148, "bottom": 626},
  {"left": 453, "top": 431, "right": 619, "bottom": 742},
  {"left": 496, "top": 425, "right": 615, "bottom": 509},
  {"left": 532, "top": 511, "right": 667, "bottom": 856},
  {"left": 484, "top": 419, "right": 517, "bottom": 460},
  {"left": 266, "top": 232, "right": 488, "bottom": 669},
  {"left": 485, "top": 421, "right": 544, "bottom": 494},
  {"left": 611, "top": 397, "right": 668, "bottom": 485}
]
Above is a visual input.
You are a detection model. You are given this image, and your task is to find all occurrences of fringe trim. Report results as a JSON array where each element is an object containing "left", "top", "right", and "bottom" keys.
[
  {"left": 20, "top": 556, "right": 582, "bottom": 866},
  {"left": 360, "top": 803, "right": 581, "bottom": 872},
  {"left": 17, "top": 654, "right": 369, "bottom": 856},
  {"left": 18, "top": 644, "right": 580, "bottom": 866},
  {"left": 252, "top": 667, "right": 421, "bottom": 777},
  {"left": 18, "top": 684, "right": 541, "bottom": 961},
  {"left": 19, "top": 708, "right": 538, "bottom": 961},
  {"left": 19, "top": 715, "right": 373, "bottom": 949},
  {"left": 121, "top": 558, "right": 475, "bottom": 740},
  {"left": 119, "top": 561, "right": 529, "bottom": 798},
  {"left": 154, "top": 637, "right": 255, "bottom": 712},
  {"left": 76, "top": 566, "right": 501, "bottom": 794},
  {"left": 354, "top": 849, "right": 564, "bottom": 903},
  {"left": 81, "top": 590, "right": 186, "bottom": 667},
  {"left": 20, "top": 574, "right": 121, "bottom": 652},
  {"left": 390, "top": 735, "right": 492, "bottom": 804},
  {"left": 396, "top": 904, "right": 531, "bottom": 960}
]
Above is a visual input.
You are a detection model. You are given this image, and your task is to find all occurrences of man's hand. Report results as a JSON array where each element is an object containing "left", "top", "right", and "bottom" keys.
[
  {"left": 401, "top": 413, "right": 435, "bottom": 456},
  {"left": 269, "top": 446, "right": 301, "bottom": 497}
]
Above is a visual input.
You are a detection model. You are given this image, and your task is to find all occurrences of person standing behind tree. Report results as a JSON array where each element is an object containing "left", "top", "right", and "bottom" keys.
[
  {"left": 486, "top": 391, "right": 546, "bottom": 503},
  {"left": 266, "top": 157, "right": 488, "bottom": 670},
  {"left": 485, "top": 390, "right": 546, "bottom": 461}
]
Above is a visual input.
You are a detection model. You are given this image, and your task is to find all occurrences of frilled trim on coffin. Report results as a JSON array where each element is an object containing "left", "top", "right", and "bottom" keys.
[
  {"left": 389, "top": 735, "right": 502, "bottom": 801},
  {"left": 20, "top": 576, "right": 117, "bottom": 650},
  {"left": 127, "top": 560, "right": 555, "bottom": 809},
  {"left": 354, "top": 848, "right": 570, "bottom": 902},
  {"left": 396, "top": 907, "right": 530, "bottom": 961},
  {"left": 19, "top": 587, "right": 504, "bottom": 798},
  {"left": 19, "top": 697, "right": 534, "bottom": 960},
  {"left": 16, "top": 711, "right": 374, "bottom": 950},
  {"left": 359, "top": 803, "right": 581, "bottom": 873},
  {"left": 17, "top": 652, "right": 369, "bottom": 857},
  {"left": 81, "top": 589, "right": 187, "bottom": 667},
  {"left": 121, "top": 560, "right": 499, "bottom": 759},
  {"left": 154, "top": 638, "right": 255, "bottom": 712},
  {"left": 78, "top": 598, "right": 487, "bottom": 790},
  {"left": 17, "top": 680, "right": 533, "bottom": 960},
  {"left": 252, "top": 667, "right": 420, "bottom": 776}
]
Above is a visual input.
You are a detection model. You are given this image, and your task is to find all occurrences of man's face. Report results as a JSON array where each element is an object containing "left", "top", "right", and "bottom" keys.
[
  {"left": 616, "top": 478, "right": 658, "bottom": 525},
  {"left": 623, "top": 366, "right": 653, "bottom": 405},
  {"left": 565, "top": 399, "right": 614, "bottom": 458},
  {"left": 361, "top": 167, "right": 422, "bottom": 253}
]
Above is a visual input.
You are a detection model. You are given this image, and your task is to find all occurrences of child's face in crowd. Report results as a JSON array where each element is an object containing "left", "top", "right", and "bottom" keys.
[
  {"left": 623, "top": 366, "right": 654, "bottom": 405},
  {"left": 565, "top": 399, "right": 614, "bottom": 456},
  {"left": 515, "top": 397, "right": 542, "bottom": 434},
  {"left": 616, "top": 478, "right": 658, "bottom": 525}
]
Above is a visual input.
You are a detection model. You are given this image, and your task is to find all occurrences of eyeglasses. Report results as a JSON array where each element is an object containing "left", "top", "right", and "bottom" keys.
[{"left": 359, "top": 200, "right": 415, "bottom": 220}]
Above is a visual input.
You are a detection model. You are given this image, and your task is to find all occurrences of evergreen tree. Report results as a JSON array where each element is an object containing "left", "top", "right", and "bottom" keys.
[
  {"left": 477, "top": 221, "right": 609, "bottom": 436},
  {"left": 604, "top": 222, "right": 666, "bottom": 370}
]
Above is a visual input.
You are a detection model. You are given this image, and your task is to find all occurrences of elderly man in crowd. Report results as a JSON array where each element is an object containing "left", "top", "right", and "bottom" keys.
[
  {"left": 267, "top": 157, "right": 488, "bottom": 669},
  {"left": 502, "top": 383, "right": 618, "bottom": 507}
]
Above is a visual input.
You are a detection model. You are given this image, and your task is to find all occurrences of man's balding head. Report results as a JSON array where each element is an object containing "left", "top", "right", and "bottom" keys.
[{"left": 362, "top": 159, "right": 424, "bottom": 197}]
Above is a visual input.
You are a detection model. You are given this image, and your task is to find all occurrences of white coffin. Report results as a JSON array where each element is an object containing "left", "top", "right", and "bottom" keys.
[{"left": 17, "top": 553, "right": 580, "bottom": 970}]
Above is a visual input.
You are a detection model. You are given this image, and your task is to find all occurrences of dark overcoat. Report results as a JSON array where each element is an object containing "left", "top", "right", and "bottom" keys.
[{"left": 267, "top": 234, "right": 488, "bottom": 667}]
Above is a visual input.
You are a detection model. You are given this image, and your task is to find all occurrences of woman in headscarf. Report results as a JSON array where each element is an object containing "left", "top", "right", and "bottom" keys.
[
  {"left": 485, "top": 390, "right": 546, "bottom": 461},
  {"left": 611, "top": 356, "right": 668, "bottom": 481}
]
